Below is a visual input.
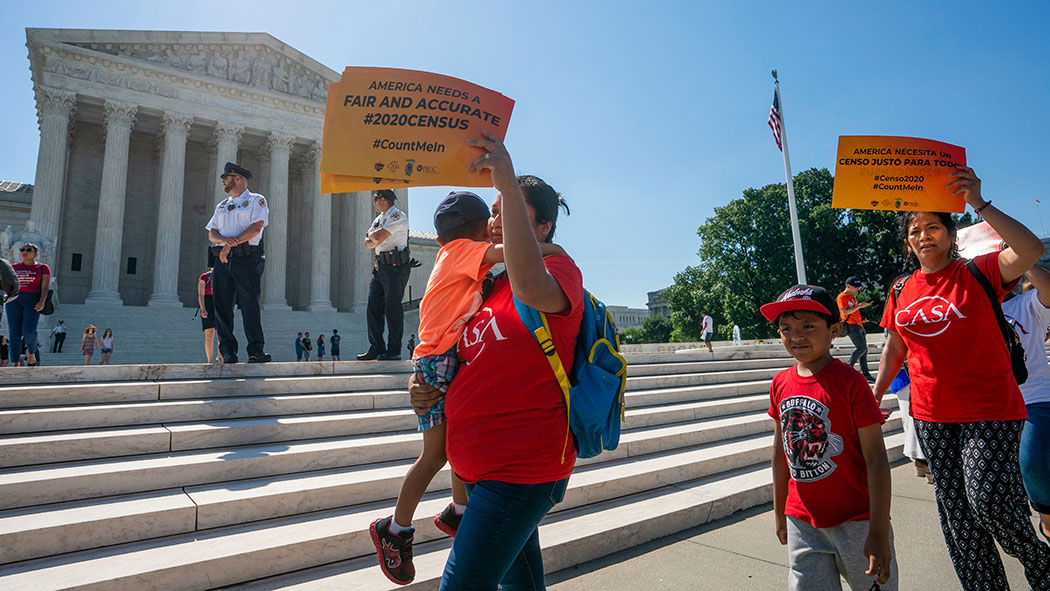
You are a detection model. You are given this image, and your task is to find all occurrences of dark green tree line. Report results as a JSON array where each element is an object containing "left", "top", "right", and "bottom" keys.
[{"left": 663, "top": 168, "right": 972, "bottom": 340}]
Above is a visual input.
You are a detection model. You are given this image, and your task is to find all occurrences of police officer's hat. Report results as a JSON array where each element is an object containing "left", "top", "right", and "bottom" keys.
[
  {"left": 220, "top": 162, "right": 253, "bottom": 181},
  {"left": 373, "top": 189, "right": 397, "bottom": 203}
]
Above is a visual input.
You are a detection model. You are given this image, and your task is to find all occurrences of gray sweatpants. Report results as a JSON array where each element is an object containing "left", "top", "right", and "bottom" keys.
[{"left": 787, "top": 516, "right": 898, "bottom": 591}]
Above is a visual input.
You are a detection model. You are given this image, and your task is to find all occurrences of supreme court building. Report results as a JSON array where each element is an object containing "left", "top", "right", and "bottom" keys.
[{"left": 0, "top": 29, "right": 437, "bottom": 362}]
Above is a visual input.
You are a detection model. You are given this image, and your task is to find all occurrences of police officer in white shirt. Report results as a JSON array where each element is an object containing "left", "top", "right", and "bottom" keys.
[
  {"left": 358, "top": 189, "right": 413, "bottom": 360},
  {"left": 50, "top": 319, "right": 66, "bottom": 353},
  {"left": 205, "top": 162, "right": 271, "bottom": 363}
]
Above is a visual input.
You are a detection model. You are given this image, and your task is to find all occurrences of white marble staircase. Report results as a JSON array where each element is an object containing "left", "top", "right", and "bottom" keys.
[
  {"left": 0, "top": 345, "right": 900, "bottom": 590},
  {"left": 12, "top": 303, "right": 421, "bottom": 366}
]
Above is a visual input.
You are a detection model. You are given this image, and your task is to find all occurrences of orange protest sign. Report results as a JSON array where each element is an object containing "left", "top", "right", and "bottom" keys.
[
  {"left": 319, "top": 173, "right": 419, "bottom": 194},
  {"left": 831, "top": 136, "right": 967, "bottom": 213},
  {"left": 319, "top": 67, "right": 515, "bottom": 193}
]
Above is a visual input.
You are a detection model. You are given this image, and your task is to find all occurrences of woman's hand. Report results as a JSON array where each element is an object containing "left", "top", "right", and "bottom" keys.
[
  {"left": 200, "top": 309, "right": 208, "bottom": 319},
  {"left": 467, "top": 130, "right": 516, "bottom": 192},
  {"left": 946, "top": 166, "right": 985, "bottom": 209},
  {"left": 408, "top": 372, "right": 443, "bottom": 415},
  {"left": 34, "top": 301, "right": 44, "bottom": 312}
]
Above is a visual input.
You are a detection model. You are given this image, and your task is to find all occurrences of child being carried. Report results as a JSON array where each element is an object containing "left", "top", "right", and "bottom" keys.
[{"left": 369, "top": 191, "right": 564, "bottom": 586}]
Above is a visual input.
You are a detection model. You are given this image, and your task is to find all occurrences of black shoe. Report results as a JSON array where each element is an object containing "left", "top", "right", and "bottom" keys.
[
  {"left": 864, "top": 375, "right": 876, "bottom": 383},
  {"left": 377, "top": 353, "right": 401, "bottom": 361},
  {"left": 370, "top": 516, "right": 415, "bottom": 585},
  {"left": 433, "top": 503, "right": 462, "bottom": 538},
  {"left": 248, "top": 354, "right": 272, "bottom": 363},
  {"left": 357, "top": 350, "right": 380, "bottom": 361},
  {"left": 223, "top": 355, "right": 239, "bottom": 364}
]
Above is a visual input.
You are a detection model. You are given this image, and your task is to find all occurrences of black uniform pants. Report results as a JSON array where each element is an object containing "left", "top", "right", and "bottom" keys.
[
  {"left": 366, "top": 263, "right": 411, "bottom": 355},
  {"left": 844, "top": 323, "right": 870, "bottom": 376},
  {"left": 915, "top": 419, "right": 1050, "bottom": 590},
  {"left": 213, "top": 254, "right": 265, "bottom": 359},
  {"left": 52, "top": 332, "right": 65, "bottom": 353}
]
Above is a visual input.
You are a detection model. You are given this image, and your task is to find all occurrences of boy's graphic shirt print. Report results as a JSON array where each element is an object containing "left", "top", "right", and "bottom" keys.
[
  {"left": 779, "top": 396, "right": 844, "bottom": 482},
  {"left": 768, "top": 359, "right": 885, "bottom": 528}
]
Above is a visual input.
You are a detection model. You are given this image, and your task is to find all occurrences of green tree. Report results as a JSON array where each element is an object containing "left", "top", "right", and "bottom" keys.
[
  {"left": 640, "top": 315, "right": 673, "bottom": 344},
  {"left": 664, "top": 168, "right": 911, "bottom": 339},
  {"left": 621, "top": 327, "right": 645, "bottom": 344}
]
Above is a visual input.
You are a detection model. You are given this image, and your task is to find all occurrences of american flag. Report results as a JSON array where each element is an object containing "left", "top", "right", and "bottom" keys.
[{"left": 768, "top": 90, "right": 783, "bottom": 151}]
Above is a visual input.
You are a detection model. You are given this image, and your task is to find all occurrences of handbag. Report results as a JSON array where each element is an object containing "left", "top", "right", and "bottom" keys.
[{"left": 40, "top": 290, "right": 55, "bottom": 316}]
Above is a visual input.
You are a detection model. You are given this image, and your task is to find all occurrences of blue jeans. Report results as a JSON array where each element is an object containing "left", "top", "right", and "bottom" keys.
[
  {"left": 5, "top": 292, "right": 42, "bottom": 358},
  {"left": 439, "top": 478, "right": 569, "bottom": 590},
  {"left": 1021, "top": 402, "right": 1050, "bottom": 514}
]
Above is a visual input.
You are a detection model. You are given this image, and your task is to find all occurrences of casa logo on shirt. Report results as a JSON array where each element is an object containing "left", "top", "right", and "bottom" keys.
[
  {"left": 894, "top": 296, "right": 967, "bottom": 337},
  {"left": 779, "top": 396, "right": 843, "bottom": 482},
  {"left": 459, "top": 307, "right": 507, "bottom": 364}
]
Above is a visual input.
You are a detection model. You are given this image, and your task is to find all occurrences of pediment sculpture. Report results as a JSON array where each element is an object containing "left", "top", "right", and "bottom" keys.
[{"left": 67, "top": 43, "right": 329, "bottom": 103}]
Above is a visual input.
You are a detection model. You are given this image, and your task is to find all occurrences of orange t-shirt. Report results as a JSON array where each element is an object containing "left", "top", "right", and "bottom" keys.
[
  {"left": 836, "top": 292, "right": 862, "bottom": 325},
  {"left": 413, "top": 239, "right": 495, "bottom": 359}
]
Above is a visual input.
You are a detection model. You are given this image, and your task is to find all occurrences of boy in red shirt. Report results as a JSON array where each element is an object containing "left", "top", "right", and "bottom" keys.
[
  {"left": 761, "top": 284, "right": 897, "bottom": 590},
  {"left": 370, "top": 191, "right": 563, "bottom": 586}
]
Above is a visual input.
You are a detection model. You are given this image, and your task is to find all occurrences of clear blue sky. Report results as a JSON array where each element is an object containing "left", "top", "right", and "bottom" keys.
[{"left": 1, "top": 1, "right": 1048, "bottom": 308}]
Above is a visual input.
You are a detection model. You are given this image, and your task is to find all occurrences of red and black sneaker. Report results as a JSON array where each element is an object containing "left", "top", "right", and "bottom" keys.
[
  {"left": 433, "top": 503, "right": 463, "bottom": 538},
  {"left": 369, "top": 516, "right": 415, "bottom": 585}
]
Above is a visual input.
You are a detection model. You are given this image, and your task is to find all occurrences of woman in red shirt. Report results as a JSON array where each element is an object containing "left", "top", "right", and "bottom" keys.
[
  {"left": 874, "top": 167, "right": 1050, "bottom": 589},
  {"left": 5, "top": 242, "right": 50, "bottom": 366},
  {"left": 403, "top": 132, "right": 582, "bottom": 589},
  {"left": 197, "top": 268, "right": 219, "bottom": 364}
]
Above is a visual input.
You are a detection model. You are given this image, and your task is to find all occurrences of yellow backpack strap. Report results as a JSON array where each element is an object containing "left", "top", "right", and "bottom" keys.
[{"left": 529, "top": 310, "right": 573, "bottom": 463}]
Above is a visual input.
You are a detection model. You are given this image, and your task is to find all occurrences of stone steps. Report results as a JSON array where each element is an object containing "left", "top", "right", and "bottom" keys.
[
  {"left": 0, "top": 432, "right": 906, "bottom": 590},
  {"left": 0, "top": 347, "right": 904, "bottom": 589},
  {"left": 224, "top": 446, "right": 904, "bottom": 591},
  {"left": 0, "top": 403, "right": 902, "bottom": 564},
  {"left": 0, "top": 419, "right": 902, "bottom": 587},
  {"left": 19, "top": 303, "right": 413, "bottom": 366}
]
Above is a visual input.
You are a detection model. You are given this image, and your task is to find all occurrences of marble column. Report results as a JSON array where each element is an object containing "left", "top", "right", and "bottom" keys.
[
  {"left": 85, "top": 100, "right": 137, "bottom": 305},
  {"left": 211, "top": 122, "right": 243, "bottom": 205},
  {"left": 254, "top": 143, "right": 271, "bottom": 202},
  {"left": 351, "top": 191, "right": 376, "bottom": 312},
  {"left": 29, "top": 87, "right": 76, "bottom": 252},
  {"left": 337, "top": 194, "right": 354, "bottom": 310},
  {"left": 305, "top": 142, "right": 335, "bottom": 311},
  {"left": 261, "top": 132, "right": 293, "bottom": 310},
  {"left": 148, "top": 111, "right": 193, "bottom": 307}
]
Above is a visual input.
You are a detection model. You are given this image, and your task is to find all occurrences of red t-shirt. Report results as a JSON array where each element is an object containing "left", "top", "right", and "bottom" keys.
[
  {"left": 13, "top": 262, "right": 50, "bottom": 294},
  {"left": 880, "top": 253, "right": 1026, "bottom": 422},
  {"left": 199, "top": 272, "right": 213, "bottom": 296},
  {"left": 445, "top": 254, "right": 584, "bottom": 484},
  {"left": 768, "top": 359, "right": 885, "bottom": 528}
]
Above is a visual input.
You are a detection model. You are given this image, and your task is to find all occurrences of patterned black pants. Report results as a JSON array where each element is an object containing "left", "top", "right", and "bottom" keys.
[{"left": 915, "top": 419, "right": 1050, "bottom": 590}]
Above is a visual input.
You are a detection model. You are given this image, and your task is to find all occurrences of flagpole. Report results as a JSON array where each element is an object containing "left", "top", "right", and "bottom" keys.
[
  {"left": 1037, "top": 198, "right": 1045, "bottom": 238},
  {"left": 773, "top": 70, "right": 807, "bottom": 284}
]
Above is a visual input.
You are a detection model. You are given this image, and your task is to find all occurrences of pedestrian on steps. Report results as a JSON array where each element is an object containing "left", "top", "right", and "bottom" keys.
[
  {"left": 99, "top": 328, "right": 114, "bottom": 365},
  {"left": 79, "top": 325, "right": 97, "bottom": 365}
]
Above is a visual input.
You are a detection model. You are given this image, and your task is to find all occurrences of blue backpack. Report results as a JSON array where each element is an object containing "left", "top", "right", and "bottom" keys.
[{"left": 514, "top": 291, "right": 628, "bottom": 460}]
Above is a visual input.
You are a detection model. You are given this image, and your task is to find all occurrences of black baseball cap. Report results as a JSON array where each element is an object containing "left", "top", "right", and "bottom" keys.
[
  {"left": 374, "top": 189, "right": 397, "bottom": 202},
  {"left": 760, "top": 284, "right": 839, "bottom": 323},
  {"left": 220, "top": 162, "right": 252, "bottom": 181},
  {"left": 845, "top": 276, "right": 862, "bottom": 287},
  {"left": 434, "top": 191, "right": 491, "bottom": 234}
]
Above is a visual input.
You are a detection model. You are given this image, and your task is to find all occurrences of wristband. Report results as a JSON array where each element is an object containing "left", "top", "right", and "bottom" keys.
[{"left": 974, "top": 200, "right": 992, "bottom": 217}]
